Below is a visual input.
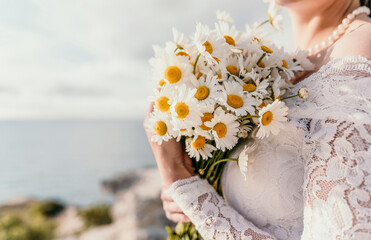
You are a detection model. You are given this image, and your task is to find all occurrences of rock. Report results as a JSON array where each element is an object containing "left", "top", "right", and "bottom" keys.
[
  {"left": 0, "top": 196, "right": 37, "bottom": 213},
  {"left": 59, "top": 167, "right": 174, "bottom": 240},
  {"left": 102, "top": 171, "right": 140, "bottom": 194},
  {"left": 55, "top": 206, "right": 85, "bottom": 238}
]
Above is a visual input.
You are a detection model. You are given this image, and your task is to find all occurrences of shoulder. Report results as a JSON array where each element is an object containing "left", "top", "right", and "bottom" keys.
[{"left": 330, "top": 16, "right": 371, "bottom": 60}]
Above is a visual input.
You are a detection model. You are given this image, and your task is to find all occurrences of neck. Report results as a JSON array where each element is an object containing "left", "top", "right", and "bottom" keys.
[{"left": 285, "top": 0, "right": 360, "bottom": 50}]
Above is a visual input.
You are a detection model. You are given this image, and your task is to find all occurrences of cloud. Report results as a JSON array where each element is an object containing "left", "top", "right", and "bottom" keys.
[{"left": 0, "top": 0, "right": 294, "bottom": 119}]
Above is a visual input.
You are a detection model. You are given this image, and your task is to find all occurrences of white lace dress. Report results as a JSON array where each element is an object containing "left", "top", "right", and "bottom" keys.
[{"left": 166, "top": 56, "right": 371, "bottom": 240}]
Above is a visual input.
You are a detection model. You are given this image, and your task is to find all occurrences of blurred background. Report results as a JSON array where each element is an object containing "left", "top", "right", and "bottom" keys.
[{"left": 0, "top": 0, "right": 294, "bottom": 239}]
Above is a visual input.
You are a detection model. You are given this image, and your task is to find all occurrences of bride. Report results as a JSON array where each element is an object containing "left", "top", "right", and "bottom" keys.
[{"left": 145, "top": 0, "right": 371, "bottom": 239}]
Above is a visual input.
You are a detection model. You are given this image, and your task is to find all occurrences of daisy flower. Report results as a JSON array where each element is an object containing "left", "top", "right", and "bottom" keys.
[
  {"left": 267, "top": 1, "right": 284, "bottom": 32},
  {"left": 172, "top": 27, "right": 189, "bottom": 50},
  {"left": 220, "top": 55, "right": 245, "bottom": 79},
  {"left": 245, "top": 24, "right": 271, "bottom": 45},
  {"left": 272, "top": 47, "right": 303, "bottom": 79},
  {"left": 169, "top": 84, "right": 203, "bottom": 131},
  {"left": 146, "top": 111, "right": 177, "bottom": 144},
  {"left": 190, "top": 72, "right": 220, "bottom": 106},
  {"left": 238, "top": 142, "right": 257, "bottom": 180},
  {"left": 216, "top": 10, "right": 234, "bottom": 23},
  {"left": 185, "top": 135, "right": 217, "bottom": 161},
  {"left": 219, "top": 80, "right": 258, "bottom": 117},
  {"left": 193, "top": 23, "right": 229, "bottom": 64},
  {"left": 205, "top": 107, "right": 239, "bottom": 151},
  {"left": 238, "top": 71, "right": 270, "bottom": 99},
  {"left": 215, "top": 21, "right": 249, "bottom": 53},
  {"left": 195, "top": 104, "right": 216, "bottom": 132},
  {"left": 148, "top": 85, "right": 174, "bottom": 113},
  {"left": 194, "top": 104, "right": 215, "bottom": 139},
  {"left": 292, "top": 49, "right": 315, "bottom": 71},
  {"left": 256, "top": 99, "right": 289, "bottom": 139},
  {"left": 153, "top": 52, "right": 195, "bottom": 87}
]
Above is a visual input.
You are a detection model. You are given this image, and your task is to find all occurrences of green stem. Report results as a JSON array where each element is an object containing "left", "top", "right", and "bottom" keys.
[
  {"left": 256, "top": 19, "right": 269, "bottom": 29},
  {"left": 281, "top": 94, "right": 299, "bottom": 100},
  {"left": 208, "top": 158, "right": 238, "bottom": 172},
  {"left": 193, "top": 53, "right": 201, "bottom": 74},
  {"left": 198, "top": 158, "right": 212, "bottom": 175},
  {"left": 256, "top": 53, "right": 266, "bottom": 65}
]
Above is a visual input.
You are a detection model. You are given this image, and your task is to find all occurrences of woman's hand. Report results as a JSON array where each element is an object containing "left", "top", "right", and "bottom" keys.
[{"left": 144, "top": 102, "right": 195, "bottom": 222}]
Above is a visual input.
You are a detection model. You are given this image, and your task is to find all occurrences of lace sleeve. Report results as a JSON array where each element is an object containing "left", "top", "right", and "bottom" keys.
[
  {"left": 301, "top": 119, "right": 371, "bottom": 240},
  {"left": 166, "top": 176, "right": 276, "bottom": 240}
]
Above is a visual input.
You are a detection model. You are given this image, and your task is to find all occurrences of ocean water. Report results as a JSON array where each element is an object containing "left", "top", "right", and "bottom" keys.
[{"left": 0, "top": 120, "right": 156, "bottom": 206}]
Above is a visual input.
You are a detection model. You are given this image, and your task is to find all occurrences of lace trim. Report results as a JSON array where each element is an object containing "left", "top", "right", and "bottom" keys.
[{"left": 166, "top": 175, "right": 276, "bottom": 240}]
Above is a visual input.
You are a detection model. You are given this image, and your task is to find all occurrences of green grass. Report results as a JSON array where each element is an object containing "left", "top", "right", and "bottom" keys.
[{"left": 78, "top": 204, "right": 112, "bottom": 228}]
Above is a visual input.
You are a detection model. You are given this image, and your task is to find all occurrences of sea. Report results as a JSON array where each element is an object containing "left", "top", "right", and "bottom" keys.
[{"left": 0, "top": 120, "right": 156, "bottom": 206}]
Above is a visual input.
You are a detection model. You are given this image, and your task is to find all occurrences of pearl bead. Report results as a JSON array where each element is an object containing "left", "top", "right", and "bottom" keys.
[
  {"left": 348, "top": 13, "right": 355, "bottom": 19},
  {"left": 338, "top": 24, "right": 345, "bottom": 31},
  {"left": 307, "top": 6, "right": 370, "bottom": 56}
]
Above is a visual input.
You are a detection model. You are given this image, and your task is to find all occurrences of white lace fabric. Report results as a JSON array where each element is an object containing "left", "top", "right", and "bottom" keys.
[{"left": 165, "top": 56, "right": 371, "bottom": 240}]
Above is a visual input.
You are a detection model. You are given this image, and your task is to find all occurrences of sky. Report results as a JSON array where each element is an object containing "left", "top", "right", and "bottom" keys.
[{"left": 0, "top": 0, "right": 295, "bottom": 120}]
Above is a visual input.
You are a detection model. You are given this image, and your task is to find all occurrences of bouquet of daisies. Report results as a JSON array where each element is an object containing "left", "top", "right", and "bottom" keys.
[{"left": 146, "top": 7, "right": 313, "bottom": 240}]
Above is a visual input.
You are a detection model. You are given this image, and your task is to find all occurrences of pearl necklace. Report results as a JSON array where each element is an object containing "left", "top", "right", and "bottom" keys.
[{"left": 308, "top": 6, "right": 370, "bottom": 56}]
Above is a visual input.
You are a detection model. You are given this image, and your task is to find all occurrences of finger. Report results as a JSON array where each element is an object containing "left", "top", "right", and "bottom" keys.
[
  {"left": 163, "top": 201, "right": 183, "bottom": 214},
  {"left": 161, "top": 190, "right": 177, "bottom": 202},
  {"left": 165, "top": 212, "right": 191, "bottom": 223}
]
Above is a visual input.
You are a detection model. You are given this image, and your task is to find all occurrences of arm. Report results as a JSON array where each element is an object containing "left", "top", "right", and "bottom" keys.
[
  {"left": 166, "top": 176, "right": 276, "bottom": 240},
  {"left": 166, "top": 118, "right": 371, "bottom": 240}
]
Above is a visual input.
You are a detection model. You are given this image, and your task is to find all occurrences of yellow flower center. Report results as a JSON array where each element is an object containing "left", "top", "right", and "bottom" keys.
[
  {"left": 262, "top": 111, "right": 273, "bottom": 126},
  {"left": 174, "top": 102, "right": 189, "bottom": 119},
  {"left": 158, "top": 79, "right": 166, "bottom": 86},
  {"left": 156, "top": 96, "right": 170, "bottom": 112},
  {"left": 203, "top": 41, "right": 213, "bottom": 54},
  {"left": 192, "top": 136, "right": 206, "bottom": 150},
  {"left": 195, "top": 86, "right": 210, "bottom": 100},
  {"left": 259, "top": 102, "right": 267, "bottom": 108},
  {"left": 226, "top": 65, "right": 239, "bottom": 76},
  {"left": 227, "top": 94, "right": 244, "bottom": 108},
  {"left": 217, "top": 74, "right": 222, "bottom": 79},
  {"left": 176, "top": 51, "right": 191, "bottom": 60},
  {"left": 261, "top": 45, "right": 273, "bottom": 53},
  {"left": 243, "top": 83, "right": 256, "bottom": 92},
  {"left": 213, "top": 122, "right": 227, "bottom": 138},
  {"left": 200, "top": 113, "right": 213, "bottom": 130},
  {"left": 282, "top": 59, "right": 288, "bottom": 68},
  {"left": 224, "top": 35, "right": 236, "bottom": 46},
  {"left": 165, "top": 66, "right": 182, "bottom": 84},
  {"left": 154, "top": 121, "right": 167, "bottom": 136},
  {"left": 258, "top": 62, "right": 265, "bottom": 68}
]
